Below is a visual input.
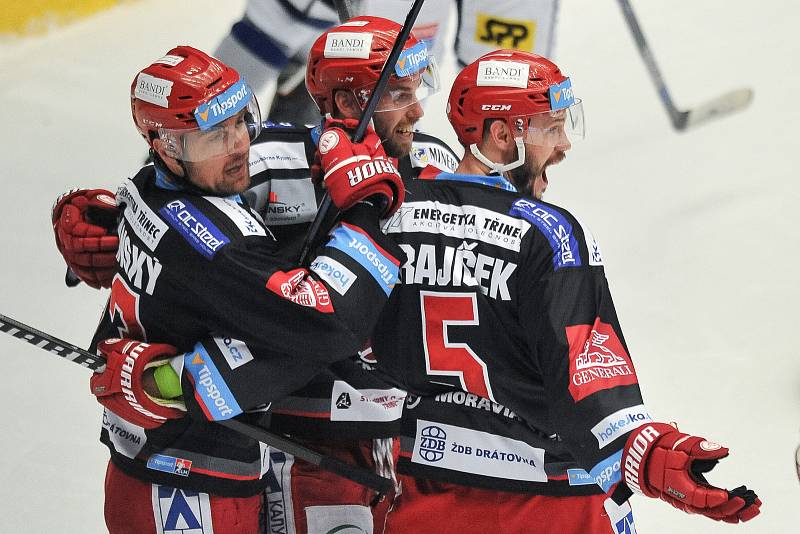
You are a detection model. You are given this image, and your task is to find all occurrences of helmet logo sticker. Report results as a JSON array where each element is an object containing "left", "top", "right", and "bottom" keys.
[
  {"left": 152, "top": 54, "right": 185, "bottom": 67},
  {"left": 193, "top": 80, "right": 250, "bottom": 130},
  {"left": 323, "top": 32, "right": 374, "bottom": 59},
  {"left": 476, "top": 60, "right": 529, "bottom": 88},
  {"left": 134, "top": 73, "right": 173, "bottom": 108},
  {"left": 395, "top": 42, "right": 430, "bottom": 77},
  {"left": 549, "top": 79, "right": 575, "bottom": 111}
]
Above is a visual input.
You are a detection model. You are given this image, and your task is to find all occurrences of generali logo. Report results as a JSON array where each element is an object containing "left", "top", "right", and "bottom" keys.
[{"left": 566, "top": 319, "right": 638, "bottom": 402}]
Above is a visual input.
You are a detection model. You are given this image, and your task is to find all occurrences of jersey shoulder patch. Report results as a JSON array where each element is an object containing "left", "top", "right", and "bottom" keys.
[
  {"left": 116, "top": 178, "right": 169, "bottom": 252},
  {"left": 509, "top": 198, "right": 582, "bottom": 270},
  {"left": 410, "top": 131, "right": 461, "bottom": 172},
  {"left": 159, "top": 197, "right": 232, "bottom": 260}
]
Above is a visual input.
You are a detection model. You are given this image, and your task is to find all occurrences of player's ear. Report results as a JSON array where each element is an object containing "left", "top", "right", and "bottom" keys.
[
  {"left": 152, "top": 138, "right": 185, "bottom": 177},
  {"left": 333, "top": 90, "right": 361, "bottom": 120}
]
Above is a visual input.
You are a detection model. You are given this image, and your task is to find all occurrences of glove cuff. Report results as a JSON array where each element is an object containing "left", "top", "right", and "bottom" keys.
[{"left": 622, "top": 422, "right": 678, "bottom": 497}]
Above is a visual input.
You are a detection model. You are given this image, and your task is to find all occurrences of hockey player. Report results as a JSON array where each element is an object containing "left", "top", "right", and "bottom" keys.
[
  {"left": 52, "top": 45, "right": 406, "bottom": 533},
  {"left": 51, "top": 19, "right": 458, "bottom": 534},
  {"left": 370, "top": 50, "right": 762, "bottom": 533},
  {"left": 216, "top": 0, "right": 560, "bottom": 125}
]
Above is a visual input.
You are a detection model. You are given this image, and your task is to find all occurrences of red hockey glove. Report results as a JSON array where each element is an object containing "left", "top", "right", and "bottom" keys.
[
  {"left": 52, "top": 188, "right": 120, "bottom": 289},
  {"left": 622, "top": 422, "right": 761, "bottom": 523},
  {"left": 318, "top": 118, "right": 404, "bottom": 216},
  {"left": 91, "top": 339, "right": 185, "bottom": 429}
]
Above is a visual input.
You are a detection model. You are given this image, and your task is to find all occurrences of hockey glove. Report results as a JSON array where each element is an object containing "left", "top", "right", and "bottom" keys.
[
  {"left": 622, "top": 422, "right": 761, "bottom": 523},
  {"left": 318, "top": 118, "right": 405, "bottom": 216},
  {"left": 91, "top": 338, "right": 185, "bottom": 429},
  {"left": 52, "top": 188, "right": 120, "bottom": 289}
]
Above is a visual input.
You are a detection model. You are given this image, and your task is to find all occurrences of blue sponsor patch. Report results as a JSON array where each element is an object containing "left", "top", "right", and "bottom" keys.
[
  {"left": 589, "top": 450, "right": 623, "bottom": 493},
  {"left": 567, "top": 468, "right": 596, "bottom": 486},
  {"left": 549, "top": 78, "right": 575, "bottom": 111},
  {"left": 146, "top": 454, "right": 193, "bottom": 477},
  {"left": 509, "top": 199, "right": 581, "bottom": 269},
  {"left": 160, "top": 199, "right": 230, "bottom": 259},
  {"left": 194, "top": 79, "right": 251, "bottom": 130},
  {"left": 327, "top": 223, "right": 399, "bottom": 295},
  {"left": 395, "top": 41, "right": 430, "bottom": 77},
  {"left": 431, "top": 172, "right": 517, "bottom": 192},
  {"left": 184, "top": 342, "right": 242, "bottom": 421}
]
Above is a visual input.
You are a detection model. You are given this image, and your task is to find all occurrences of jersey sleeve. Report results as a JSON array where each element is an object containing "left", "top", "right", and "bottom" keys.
[
  {"left": 513, "top": 198, "right": 649, "bottom": 495},
  {"left": 158, "top": 197, "right": 402, "bottom": 421}
]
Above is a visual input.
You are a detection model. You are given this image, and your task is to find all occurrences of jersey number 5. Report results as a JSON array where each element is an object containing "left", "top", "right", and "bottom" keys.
[{"left": 420, "top": 291, "right": 495, "bottom": 401}]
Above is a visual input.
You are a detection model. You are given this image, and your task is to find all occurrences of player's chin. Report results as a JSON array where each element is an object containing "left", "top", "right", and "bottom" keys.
[{"left": 220, "top": 162, "right": 251, "bottom": 194}]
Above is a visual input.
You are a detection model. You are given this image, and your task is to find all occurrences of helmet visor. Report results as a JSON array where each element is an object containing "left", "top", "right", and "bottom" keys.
[
  {"left": 356, "top": 43, "right": 441, "bottom": 112},
  {"left": 158, "top": 81, "right": 262, "bottom": 162},
  {"left": 520, "top": 99, "right": 584, "bottom": 148}
]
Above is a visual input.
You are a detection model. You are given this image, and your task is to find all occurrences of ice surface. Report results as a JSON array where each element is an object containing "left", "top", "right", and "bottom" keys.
[{"left": 0, "top": 0, "right": 797, "bottom": 531}]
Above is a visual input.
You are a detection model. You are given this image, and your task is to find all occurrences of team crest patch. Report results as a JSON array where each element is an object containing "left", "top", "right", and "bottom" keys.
[
  {"left": 566, "top": 318, "right": 637, "bottom": 402},
  {"left": 152, "top": 485, "right": 214, "bottom": 534}
]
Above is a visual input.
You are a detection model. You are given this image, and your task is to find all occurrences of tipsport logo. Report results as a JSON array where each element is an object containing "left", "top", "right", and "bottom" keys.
[
  {"left": 395, "top": 41, "right": 430, "bottom": 78},
  {"left": 549, "top": 78, "right": 575, "bottom": 111},
  {"left": 194, "top": 79, "right": 250, "bottom": 130}
]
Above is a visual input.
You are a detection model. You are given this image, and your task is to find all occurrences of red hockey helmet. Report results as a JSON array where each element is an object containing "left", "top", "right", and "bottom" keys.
[
  {"left": 447, "top": 50, "right": 584, "bottom": 170},
  {"left": 306, "top": 16, "right": 439, "bottom": 115},
  {"left": 131, "top": 46, "right": 261, "bottom": 162}
]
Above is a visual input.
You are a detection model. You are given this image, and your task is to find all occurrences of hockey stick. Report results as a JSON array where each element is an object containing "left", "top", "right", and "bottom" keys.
[
  {"left": 297, "top": 0, "right": 427, "bottom": 264},
  {"left": 0, "top": 312, "right": 392, "bottom": 494},
  {"left": 617, "top": 0, "right": 753, "bottom": 131}
]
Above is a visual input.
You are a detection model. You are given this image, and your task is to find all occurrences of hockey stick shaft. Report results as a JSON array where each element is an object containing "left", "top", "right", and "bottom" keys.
[
  {"left": 297, "top": 0, "right": 427, "bottom": 264},
  {"left": 616, "top": 0, "right": 685, "bottom": 128},
  {"left": 0, "top": 312, "right": 392, "bottom": 494},
  {"left": 617, "top": 0, "right": 753, "bottom": 131}
]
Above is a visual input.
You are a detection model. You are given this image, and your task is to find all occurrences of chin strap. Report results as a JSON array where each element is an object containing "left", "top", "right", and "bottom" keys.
[{"left": 469, "top": 136, "right": 526, "bottom": 174}]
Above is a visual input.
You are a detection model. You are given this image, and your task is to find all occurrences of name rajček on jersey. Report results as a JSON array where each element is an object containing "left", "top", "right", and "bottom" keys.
[
  {"left": 384, "top": 202, "right": 528, "bottom": 300},
  {"left": 117, "top": 220, "right": 163, "bottom": 296}
]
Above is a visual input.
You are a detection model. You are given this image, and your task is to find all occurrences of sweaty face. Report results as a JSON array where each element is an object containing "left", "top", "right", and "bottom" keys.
[
  {"left": 182, "top": 113, "right": 251, "bottom": 195},
  {"left": 371, "top": 77, "right": 424, "bottom": 158},
  {"left": 508, "top": 114, "right": 571, "bottom": 199}
]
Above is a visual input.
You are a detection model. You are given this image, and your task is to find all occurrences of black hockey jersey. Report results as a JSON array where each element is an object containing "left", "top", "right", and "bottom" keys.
[
  {"left": 94, "top": 124, "right": 459, "bottom": 496},
  {"left": 371, "top": 170, "right": 650, "bottom": 497}
]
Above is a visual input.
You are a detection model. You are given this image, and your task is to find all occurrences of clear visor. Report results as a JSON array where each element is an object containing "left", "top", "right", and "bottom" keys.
[
  {"left": 355, "top": 55, "right": 440, "bottom": 113},
  {"left": 518, "top": 99, "right": 585, "bottom": 148},
  {"left": 158, "top": 88, "right": 262, "bottom": 163}
]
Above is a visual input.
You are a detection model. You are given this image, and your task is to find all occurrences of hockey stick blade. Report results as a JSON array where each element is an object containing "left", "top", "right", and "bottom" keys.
[
  {"left": 0, "top": 311, "right": 392, "bottom": 494},
  {"left": 677, "top": 88, "right": 754, "bottom": 131}
]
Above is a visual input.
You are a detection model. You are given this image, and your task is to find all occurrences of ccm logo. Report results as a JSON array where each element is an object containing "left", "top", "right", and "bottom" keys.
[{"left": 481, "top": 104, "right": 512, "bottom": 111}]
